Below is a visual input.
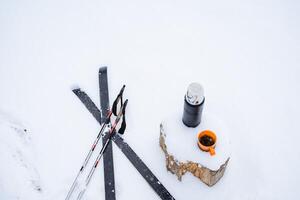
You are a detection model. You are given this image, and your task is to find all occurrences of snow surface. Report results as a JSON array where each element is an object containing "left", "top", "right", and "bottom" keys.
[{"left": 1, "top": 0, "right": 300, "bottom": 199}]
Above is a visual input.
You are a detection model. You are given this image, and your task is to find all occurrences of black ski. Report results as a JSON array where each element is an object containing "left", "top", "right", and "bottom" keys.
[
  {"left": 112, "top": 134, "right": 175, "bottom": 200},
  {"left": 99, "top": 67, "right": 116, "bottom": 200},
  {"left": 73, "top": 87, "right": 175, "bottom": 200},
  {"left": 72, "top": 89, "right": 101, "bottom": 124}
]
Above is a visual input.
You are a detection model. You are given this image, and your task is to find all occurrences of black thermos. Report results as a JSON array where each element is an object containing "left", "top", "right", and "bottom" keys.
[{"left": 182, "top": 83, "right": 205, "bottom": 127}]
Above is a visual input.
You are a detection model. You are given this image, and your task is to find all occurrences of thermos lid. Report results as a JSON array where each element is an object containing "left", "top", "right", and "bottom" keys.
[{"left": 185, "top": 82, "right": 204, "bottom": 105}]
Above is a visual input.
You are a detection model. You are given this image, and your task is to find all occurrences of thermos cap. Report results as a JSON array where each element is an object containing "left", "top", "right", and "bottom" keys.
[{"left": 185, "top": 82, "right": 204, "bottom": 105}]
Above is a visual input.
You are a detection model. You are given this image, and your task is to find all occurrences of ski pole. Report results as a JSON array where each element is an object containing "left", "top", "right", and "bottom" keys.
[
  {"left": 65, "top": 85, "right": 125, "bottom": 200},
  {"left": 76, "top": 99, "right": 128, "bottom": 200},
  {"left": 65, "top": 115, "right": 110, "bottom": 200}
]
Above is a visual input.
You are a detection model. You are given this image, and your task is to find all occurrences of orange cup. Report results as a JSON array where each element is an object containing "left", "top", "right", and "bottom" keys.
[{"left": 197, "top": 130, "right": 217, "bottom": 156}]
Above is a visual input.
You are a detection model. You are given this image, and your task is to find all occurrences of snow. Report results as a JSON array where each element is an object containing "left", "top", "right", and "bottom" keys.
[
  {"left": 1, "top": 0, "right": 300, "bottom": 199},
  {"left": 0, "top": 112, "right": 42, "bottom": 199}
]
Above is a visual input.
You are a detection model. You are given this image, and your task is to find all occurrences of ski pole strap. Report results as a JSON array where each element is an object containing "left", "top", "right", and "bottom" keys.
[
  {"left": 109, "top": 99, "right": 128, "bottom": 134},
  {"left": 112, "top": 85, "right": 125, "bottom": 116},
  {"left": 118, "top": 99, "right": 128, "bottom": 134}
]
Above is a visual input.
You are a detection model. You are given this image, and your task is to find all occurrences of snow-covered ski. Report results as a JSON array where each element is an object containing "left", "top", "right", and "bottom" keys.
[
  {"left": 99, "top": 67, "right": 116, "bottom": 200},
  {"left": 73, "top": 83, "right": 175, "bottom": 200}
]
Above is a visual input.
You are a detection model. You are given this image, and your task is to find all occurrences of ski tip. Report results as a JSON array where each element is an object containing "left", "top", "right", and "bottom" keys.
[
  {"left": 70, "top": 84, "right": 81, "bottom": 92},
  {"left": 99, "top": 66, "right": 107, "bottom": 74}
]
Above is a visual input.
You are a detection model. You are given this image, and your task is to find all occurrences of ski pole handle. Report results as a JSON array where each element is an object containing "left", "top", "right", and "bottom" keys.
[
  {"left": 110, "top": 99, "right": 128, "bottom": 134},
  {"left": 112, "top": 85, "right": 126, "bottom": 116},
  {"left": 119, "top": 84, "right": 126, "bottom": 96},
  {"left": 122, "top": 99, "right": 128, "bottom": 114}
]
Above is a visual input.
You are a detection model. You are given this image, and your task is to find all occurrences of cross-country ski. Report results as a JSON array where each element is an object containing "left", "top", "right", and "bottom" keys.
[{"left": 72, "top": 68, "right": 175, "bottom": 200}]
